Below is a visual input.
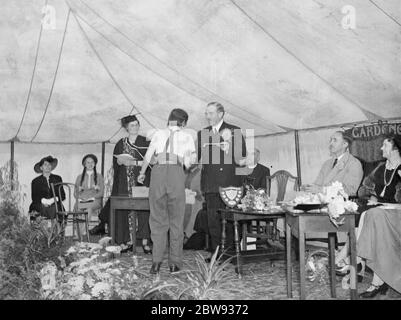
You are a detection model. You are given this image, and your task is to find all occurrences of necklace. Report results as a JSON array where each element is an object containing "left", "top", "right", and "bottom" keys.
[{"left": 380, "top": 163, "right": 401, "bottom": 197}]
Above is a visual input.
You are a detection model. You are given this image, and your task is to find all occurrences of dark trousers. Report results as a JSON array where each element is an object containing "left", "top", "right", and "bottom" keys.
[
  {"left": 205, "top": 193, "right": 234, "bottom": 252},
  {"left": 149, "top": 164, "right": 186, "bottom": 268}
]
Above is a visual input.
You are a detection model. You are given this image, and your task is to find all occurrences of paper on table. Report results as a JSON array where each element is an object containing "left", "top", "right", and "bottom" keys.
[
  {"left": 114, "top": 154, "right": 136, "bottom": 161},
  {"left": 132, "top": 186, "right": 149, "bottom": 198}
]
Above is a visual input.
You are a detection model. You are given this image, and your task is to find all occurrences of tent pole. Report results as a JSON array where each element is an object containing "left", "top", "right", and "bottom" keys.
[
  {"left": 101, "top": 142, "right": 106, "bottom": 177},
  {"left": 294, "top": 130, "right": 302, "bottom": 186},
  {"left": 101, "top": 142, "right": 106, "bottom": 208},
  {"left": 10, "top": 140, "right": 15, "bottom": 191}
]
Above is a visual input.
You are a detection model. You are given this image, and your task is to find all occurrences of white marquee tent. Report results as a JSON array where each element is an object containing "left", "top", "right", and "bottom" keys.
[{"left": 1, "top": 0, "right": 401, "bottom": 230}]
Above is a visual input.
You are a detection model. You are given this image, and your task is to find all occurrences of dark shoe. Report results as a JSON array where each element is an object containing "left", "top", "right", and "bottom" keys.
[
  {"left": 121, "top": 244, "right": 133, "bottom": 254},
  {"left": 359, "top": 283, "right": 388, "bottom": 299},
  {"left": 150, "top": 262, "right": 162, "bottom": 274},
  {"left": 169, "top": 265, "right": 180, "bottom": 273},
  {"left": 89, "top": 224, "right": 105, "bottom": 236},
  {"left": 142, "top": 244, "right": 152, "bottom": 255}
]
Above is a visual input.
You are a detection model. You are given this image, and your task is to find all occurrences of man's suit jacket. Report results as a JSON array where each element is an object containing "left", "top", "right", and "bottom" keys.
[
  {"left": 29, "top": 174, "right": 66, "bottom": 213},
  {"left": 314, "top": 151, "right": 363, "bottom": 196},
  {"left": 197, "top": 121, "right": 247, "bottom": 194}
]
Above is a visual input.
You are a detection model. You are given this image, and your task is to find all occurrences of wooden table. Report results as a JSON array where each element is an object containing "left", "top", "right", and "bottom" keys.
[
  {"left": 218, "top": 208, "right": 286, "bottom": 277},
  {"left": 109, "top": 196, "right": 150, "bottom": 252},
  {"left": 285, "top": 209, "right": 358, "bottom": 300}
]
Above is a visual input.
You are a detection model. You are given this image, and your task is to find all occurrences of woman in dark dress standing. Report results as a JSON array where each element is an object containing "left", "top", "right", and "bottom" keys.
[{"left": 90, "top": 115, "right": 152, "bottom": 253}]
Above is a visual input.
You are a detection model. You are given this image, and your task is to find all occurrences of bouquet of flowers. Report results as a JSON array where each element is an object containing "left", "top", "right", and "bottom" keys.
[
  {"left": 319, "top": 181, "right": 358, "bottom": 227},
  {"left": 238, "top": 187, "right": 273, "bottom": 211}
]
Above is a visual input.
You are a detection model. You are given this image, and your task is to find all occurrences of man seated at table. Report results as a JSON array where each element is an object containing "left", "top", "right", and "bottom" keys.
[
  {"left": 302, "top": 131, "right": 363, "bottom": 197},
  {"left": 300, "top": 131, "right": 364, "bottom": 249}
]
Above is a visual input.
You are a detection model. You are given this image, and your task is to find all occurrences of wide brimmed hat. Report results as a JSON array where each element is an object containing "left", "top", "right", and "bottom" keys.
[
  {"left": 34, "top": 155, "right": 58, "bottom": 173},
  {"left": 82, "top": 154, "right": 98, "bottom": 166}
]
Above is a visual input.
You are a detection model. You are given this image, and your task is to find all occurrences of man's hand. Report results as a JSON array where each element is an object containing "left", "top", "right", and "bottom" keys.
[
  {"left": 301, "top": 184, "right": 322, "bottom": 194},
  {"left": 137, "top": 174, "right": 145, "bottom": 184}
]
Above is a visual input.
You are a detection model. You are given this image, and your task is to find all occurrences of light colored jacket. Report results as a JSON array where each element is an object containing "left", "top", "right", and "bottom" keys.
[{"left": 314, "top": 151, "right": 363, "bottom": 196}]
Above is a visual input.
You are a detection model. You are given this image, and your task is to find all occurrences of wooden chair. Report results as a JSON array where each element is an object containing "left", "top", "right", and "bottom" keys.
[
  {"left": 51, "top": 182, "right": 90, "bottom": 242},
  {"left": 261, "top": 170, "right": 300, "bottom": 241},
  {"left": 266, "top": 170, "right": 300, "bottom": 203}
]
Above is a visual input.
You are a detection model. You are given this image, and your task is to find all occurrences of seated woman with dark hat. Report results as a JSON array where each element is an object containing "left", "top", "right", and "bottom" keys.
[
  {"left": 90, "top": 114, "right": 152, "bottom": 254},
  {"left": 74, "top": 154, "right": 104, "bottom": 228},
  {"left": 29, "top": 155, "right": 66, "bottom": 227}
]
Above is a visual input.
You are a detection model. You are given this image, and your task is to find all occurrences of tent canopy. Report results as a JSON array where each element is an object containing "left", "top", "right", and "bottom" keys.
[{"left": 1, "top": 0, "right": 400, "bottom": 143}]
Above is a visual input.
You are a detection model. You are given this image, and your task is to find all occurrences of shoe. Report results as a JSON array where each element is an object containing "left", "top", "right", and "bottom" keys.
[
  {"left": 89, "top": 224, "right": 106, "bottom": 236},
  {"left": 169, "top": 265, "right": 180, "bottom": 273},
  {"left": 121, "top": 244, "right": 133, "bottom": 254},
  {"left": 142, "top": 244, "right": 152, "bottom": 255},
  {"left": 345, "top": 274, "right": 364, "bottom": 284},
  {"left": 359, "top": 283, "right": 388, "bottom": 299},
  {"left": 150, "top": 262, "right": 162, "bottom": 274},
  {"left": 336, "top": 262, "right": 363, "bottom": 277},
  {"left": 336, "top": 264, "right": 350, "bottom": 276}
]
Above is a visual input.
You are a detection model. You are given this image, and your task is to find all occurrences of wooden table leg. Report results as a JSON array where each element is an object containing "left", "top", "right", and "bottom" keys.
[
  {"left": 221, "top": 215, "right": 227, "bottom": 254},
  {"left": 349, "top": 217, "right": 358, "bottom": 300},
  {"left": 234, "top": 220, "right": 242, "bottom": 278},
  {"left": 298, "top": 220, "right": 306, "bottom": 300},
  {"left": 131, "top": 211, "right": 137, "bottom": 254},
  {"left": 110, "top": 199, "right": 115, "bottom": 245},
  {"left": 328, "top": 232, "right": 337, "bottom": 298},
  {"left": 286, "top": 219, "right": 292, "bottom": 298},
  {"left": 242, "top": 222, "right": 247, "bottom": 251}
]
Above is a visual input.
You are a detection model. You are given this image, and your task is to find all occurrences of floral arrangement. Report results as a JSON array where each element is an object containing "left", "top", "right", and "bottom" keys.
[
  {"left": 319, "top": 181, "right": 358, "bottom": 227},
  {"left": 39, "top": 241, "right": 150, "bottom": 300},
  {"left": 292, "top": 182, "right": 358, "bottom": 227},
  {"left": 238, "top": 187, "right": 273, "bottom": 211}
]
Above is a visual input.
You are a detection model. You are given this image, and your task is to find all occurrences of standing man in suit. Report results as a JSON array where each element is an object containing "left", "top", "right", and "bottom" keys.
[
  {"left": 302, "top": 131, "right": 363, "bottom": 197},
  {"left": 197, "top": 102, "right": 247, "bottom": 260}
]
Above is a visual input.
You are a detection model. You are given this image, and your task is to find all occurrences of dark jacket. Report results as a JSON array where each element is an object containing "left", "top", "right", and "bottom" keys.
[
  {"left": 242, "top": 163, "right": 271, "bottom": 190},
  {"left": 197, "top": 121, "right": 247, "bottom": 193},
  {"left": 29, "top": 174, "right": 66, "bottom": 213},
  {"left": 112, "top": 135, "right": 151, "bottom": 197}
]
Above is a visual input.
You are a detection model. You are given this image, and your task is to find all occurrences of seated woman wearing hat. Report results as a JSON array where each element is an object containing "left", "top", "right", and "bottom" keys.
[
  {"left": 29, "top": 156, "right": 66, "bottom": 226},
  {"left": 90, "top": 115, "right": 152, "bottom": 254},
  {"left": 74, "top": 154, "right": 104, "bottom": 224}
]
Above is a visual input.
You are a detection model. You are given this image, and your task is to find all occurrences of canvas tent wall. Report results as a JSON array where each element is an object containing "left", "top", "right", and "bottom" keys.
[{"left": 1, "top": 0, "right": 401, "bottom": 235}]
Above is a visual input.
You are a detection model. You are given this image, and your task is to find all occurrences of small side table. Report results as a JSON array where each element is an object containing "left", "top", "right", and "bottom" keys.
[
  {"left": 218, "top": 208, "right": 286, "bottom": 278},
  {"left": 109, "top": 196, "right": 150, "bottom": 252},
  {"left": 285, "top": 209, "right": 358, "bottom": 300}
]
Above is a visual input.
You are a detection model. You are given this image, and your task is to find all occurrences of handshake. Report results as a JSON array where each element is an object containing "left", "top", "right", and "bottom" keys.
[{"left": 41, "top": 197, "right": 58, "bottom": 207}]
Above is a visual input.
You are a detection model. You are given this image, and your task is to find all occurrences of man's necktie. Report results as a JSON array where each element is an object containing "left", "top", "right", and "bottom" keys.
[{"left": 332, "top": 158, "right": 338, "bottom": 169}]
